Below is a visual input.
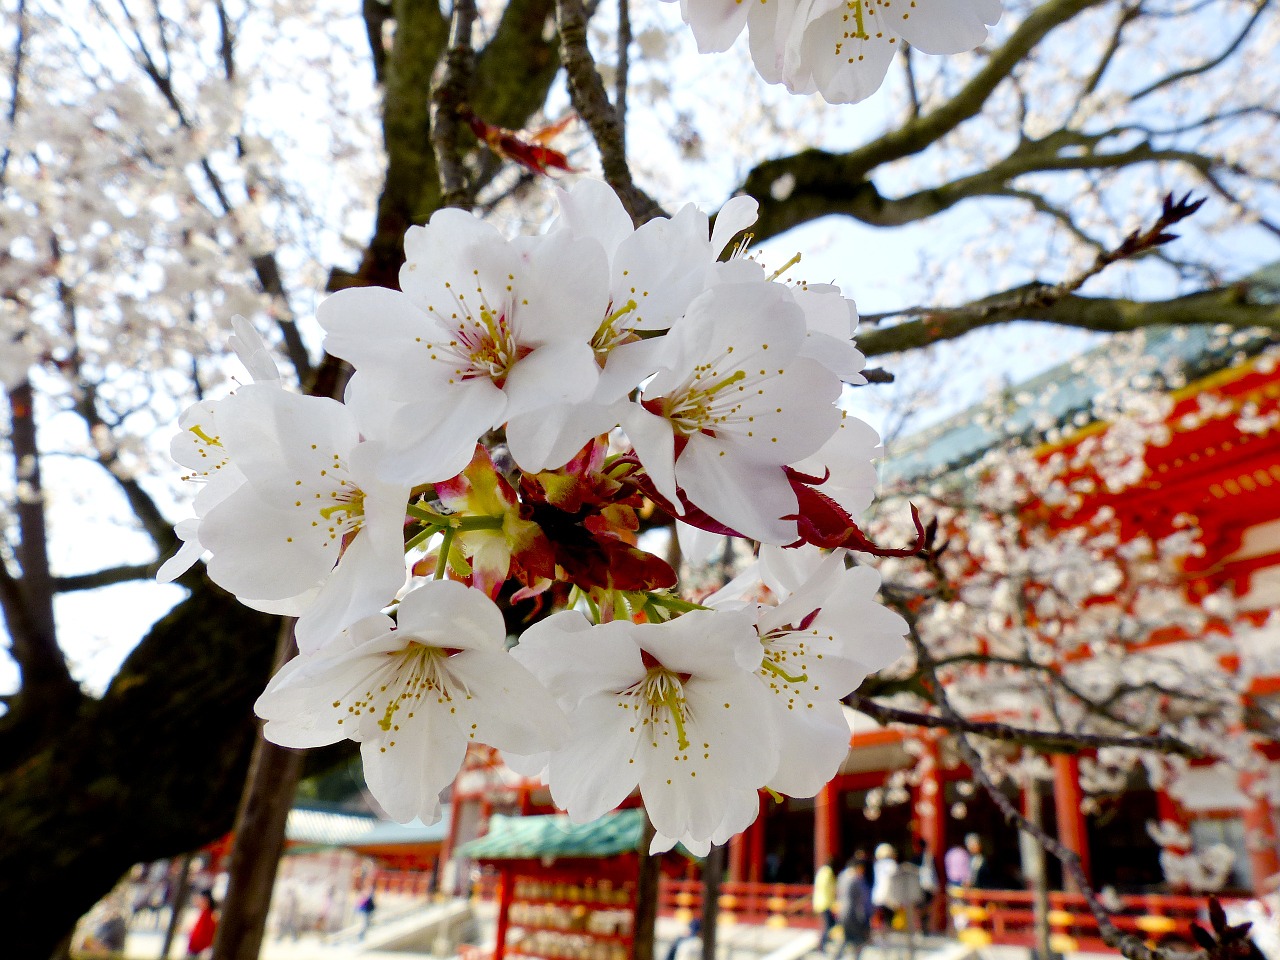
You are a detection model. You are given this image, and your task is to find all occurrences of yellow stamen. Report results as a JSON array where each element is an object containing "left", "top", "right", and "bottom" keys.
[{"left": 188, "top": 425, "right": 221, "bottom": 447}]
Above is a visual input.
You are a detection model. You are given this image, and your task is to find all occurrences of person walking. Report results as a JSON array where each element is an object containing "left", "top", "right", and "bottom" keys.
[
  {"left": 186, "top": 891, "right": 217, "bottom": 959},
  {"left": 965, "top": 834, "right": 997, "bottom": 890},
  {"left": 357, "top": 887, "right": 377, "bottom": 940},
  {"left": 909, "top": 837, "right": 940, "bottom": 933},
  {"left": 814, "top": 857, "right": 840, "bottom": 954},
  {"left": 870, "top": 843, "right": 899, "bottom": 929},
  {"left": 839, "top": 859, "right": 874, "bottom": 960}
]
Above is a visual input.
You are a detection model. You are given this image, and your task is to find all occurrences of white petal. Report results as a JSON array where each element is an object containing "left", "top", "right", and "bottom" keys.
[
  {"left": 506, "top": 400, "right": 622, "bottom": 474},
  {"left": 510, "top": 230, "right": 611, "bottom": 345},
  {"left": 448, "top": 649, "right": 570, "bottom": 755},
  {"left": 395, "top": 579, "right": 507, "bottom": 651},
  {"left": 897, "top": 0, "right": 1000, "bottom": 54},
  {"left": 380, "top": 381, "right": 507, "bottom": 484},
  {"left": 547, "top": 692, "right": 645, "bottom": 822},
  {"left": 513, "top": 613, "right": 646, "bottom": 708},
  {"left": 229, "top": 315, "right": 280, "bottom": 382},
  {"left": 632, "top": 609, "right": 761, "bottom": 679},
  {"left": 503, "top": 341, "right": 600, "bottom": 413},
  {"left": 710, "top": 196, "right": 760, "bottom": 256},
  {"left": 362, "top": 719, "right": 465, "bottom": 824},
  {"left": 675, "top": 521, "right": 725, "bottom": 567},
  {"left": 156, "top": 520, "right": 204, "bottom": 582},
  {"left": 677, "top": 438, "right": 799, "bottom": 544},
  {"left": 202, "top": 484, "right": 337, "bottom": 600},
  {"left": 318, "top": 286, "right": 434, "bottom": 382},
  {"left": 805, "top": 7, "right": 898, "bottom": 104},
  {"left": 620, "top": 404, "right": 680, "bottom": 510},
  {"left": 765, "top": 696, "right": 851, "bottom": 798},
  {"left": 552, "top": 179, "right": 634, "bottom": 254},
  {"left": 680, "top": 0, "right": 751, "bottom": 51}
]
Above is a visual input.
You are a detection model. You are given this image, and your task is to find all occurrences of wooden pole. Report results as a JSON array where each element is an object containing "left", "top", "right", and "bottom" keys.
[
  {"left": 210, "top": 620, "right": 305, "bottom": 960},
  {"left": 1021, "top": 771, "right": 1056, "bottom": 960},
  {"left": 634, "top": 813, "right": 659, "bottom": 960},
  {"left": 700, "top": 843, "right": 725, "bottom": 960},
  {"left": 159, "top": 853, "right": 194, "bottom": 960}
]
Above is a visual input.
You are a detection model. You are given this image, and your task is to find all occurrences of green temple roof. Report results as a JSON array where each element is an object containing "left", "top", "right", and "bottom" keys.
[{"left": 456, "top": 809, "right": 646, "bottom": 861}]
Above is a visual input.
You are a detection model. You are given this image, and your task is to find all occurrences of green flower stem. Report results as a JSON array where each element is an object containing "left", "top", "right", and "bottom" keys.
[{"left": 434, "top": 526, "right": 455, "bottom": 580}]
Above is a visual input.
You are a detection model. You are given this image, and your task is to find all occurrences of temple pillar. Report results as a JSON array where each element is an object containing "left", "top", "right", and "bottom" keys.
[
  {"left": 729, "top": 831, "right": 746, "bottom": 882},
  {"left": 915, "top": 737, "right": 947, "bottom": 858},
  {"left": 1052, "top": 754, "right": 1092, "bottom": 889},
  {"left": 815, "top": 780, "right": 840, "bottom": 873},
  {"left": 1241, "top": 767, "right": 1280, "bottom": 893},
  {"left": 748, "top": 795, "right": 766, "bottom": 882}
]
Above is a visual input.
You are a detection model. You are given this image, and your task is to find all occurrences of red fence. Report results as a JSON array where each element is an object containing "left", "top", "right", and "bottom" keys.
[
  {"left": 475, "top": 875, "right": 1225, "bottom": 954},
  {"left": 371, "top": 867, "right": 438, "bottom": 897},
  {"left": 949, "top": 888, "right": 1216, "bottom": 954},
  {"left": 658, "top": 880, "right": 819, "bottom": 928}
]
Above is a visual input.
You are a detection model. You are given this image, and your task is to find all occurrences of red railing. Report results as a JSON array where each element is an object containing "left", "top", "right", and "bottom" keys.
[
  {"left": 474, "top": 875, "right": 1229, "bottom": 953},
  {"left": 371, "top": 867, "right": 437, "bottom": 897},
  {"left": 950, "top": 888, "right": 1219, "bottom": 953},
  {"left": 658, "top": 880, "right": 820, "bottom": 928}
]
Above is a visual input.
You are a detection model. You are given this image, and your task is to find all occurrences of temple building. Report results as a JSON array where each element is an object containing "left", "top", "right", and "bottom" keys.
[{"left": 442, "top": 313, "right": 1280, "bottom": 921}]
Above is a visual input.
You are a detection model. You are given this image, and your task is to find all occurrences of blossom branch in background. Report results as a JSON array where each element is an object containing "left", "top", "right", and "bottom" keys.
[
  {"left": 905, "top": 623, "right": 1203, "bottom": 960},
  {"left": 844, "top": 692, "right": 1203, "bottom": 758}
]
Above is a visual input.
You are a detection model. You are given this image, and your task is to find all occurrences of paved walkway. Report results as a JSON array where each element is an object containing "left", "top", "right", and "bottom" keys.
[{"left": 119, "top": 905, "right": 1118, "bottom": 960}]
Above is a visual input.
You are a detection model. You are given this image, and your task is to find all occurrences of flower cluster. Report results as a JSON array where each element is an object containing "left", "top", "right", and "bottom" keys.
[
  {"left": 666, "top": 0, "right": 1003, "bottom": 103},
  {"left": 164, "top": 180, "right": 908, "bottom": 853}
]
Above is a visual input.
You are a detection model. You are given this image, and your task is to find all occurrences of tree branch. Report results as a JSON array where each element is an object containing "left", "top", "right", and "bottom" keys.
[
  {"left": 1129, "top": 0, "right": 1271, "bottom": 103},
  {"left": 846, "top": 692, "right": 1203, "bottom": 757},
  {"left": 53, "top": 564, "right": 160, "bottom": 593},
  {"left": 615, "top": 0, "right": 630, "bottom": 155},
  {"left": 901, "top": 617, "right": 1206, "bottom": 960},
  {"left": 857, "top": 285, "right": 1278, "bottom": 357},
  {"left": 554, "top": 0, "right": 663, "bottom": 226},
  {"left": 742, "top": 0, "right": 1113, "bottom": 241},
  {"left": 4, "top": 382, "right": 81, "bottom": 725},
  {"left": 430, "top": 0, "right": 479, "bottom": 210}
]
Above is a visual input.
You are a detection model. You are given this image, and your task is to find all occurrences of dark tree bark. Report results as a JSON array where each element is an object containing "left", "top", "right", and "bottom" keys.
[{"left": 0, "top": 583, "right": 277, "bottom": 960}]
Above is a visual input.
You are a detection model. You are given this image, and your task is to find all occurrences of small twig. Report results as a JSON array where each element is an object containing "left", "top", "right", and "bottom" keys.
[
  {"left": 901, "top": 46, "right": 921, "bottom": 120},
  {"left": 845, "top": 692, "right": 1202, "bottom": 757},
  {"left": 554, "top": 0, "right": 663, "bottom": 226},
  {"left": 863, "top": 192, "right": 1206, "bottom": 327},
  {"left": 431, "top": 0, "right": 479, "bottom": 211}
]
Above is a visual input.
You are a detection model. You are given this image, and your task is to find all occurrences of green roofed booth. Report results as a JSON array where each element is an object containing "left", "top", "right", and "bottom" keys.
[{"left": 455, "top": 810, "right": 649, "bottom": 960}]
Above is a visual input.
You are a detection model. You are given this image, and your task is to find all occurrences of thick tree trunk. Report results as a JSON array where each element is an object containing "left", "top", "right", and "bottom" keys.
[{"left": 0, "top": 581, "right": 278, "bottom": 960}]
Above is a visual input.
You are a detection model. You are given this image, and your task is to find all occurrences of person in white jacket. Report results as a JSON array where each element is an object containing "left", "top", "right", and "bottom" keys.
[{"left": 870, "top": 843, "right": 899, "bottom": 928}]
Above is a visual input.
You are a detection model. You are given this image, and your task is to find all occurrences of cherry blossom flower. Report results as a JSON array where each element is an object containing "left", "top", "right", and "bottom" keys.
[
  {"left": 668, "top": 0, "right": 1002, "bottom": 103},
  {"left": 255, "top": 580, "right": 569, "bottom": 823},
  {"left": 159, "top": 318, "right": 280, "bottom": 583},
  {"left": 622, "top": 282, "right": 843, "bottom": 542},
  {"left": 791, "top": 410, "right": 882, "bottom": 519},
  {"left": 318, "top": 209, "right": 611, "bottom": 484},
  {"left": 504, "top": 182, "right": 760, "bottom": 474},
  {"left": 508, "top": 608, "right": 778, "bottom": 854},
  {"left": 711, "top": 546, "right": 908, "bottom": 797},
  {"left": 195, "top": 383, "right": 412, "bottom": 651}
]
